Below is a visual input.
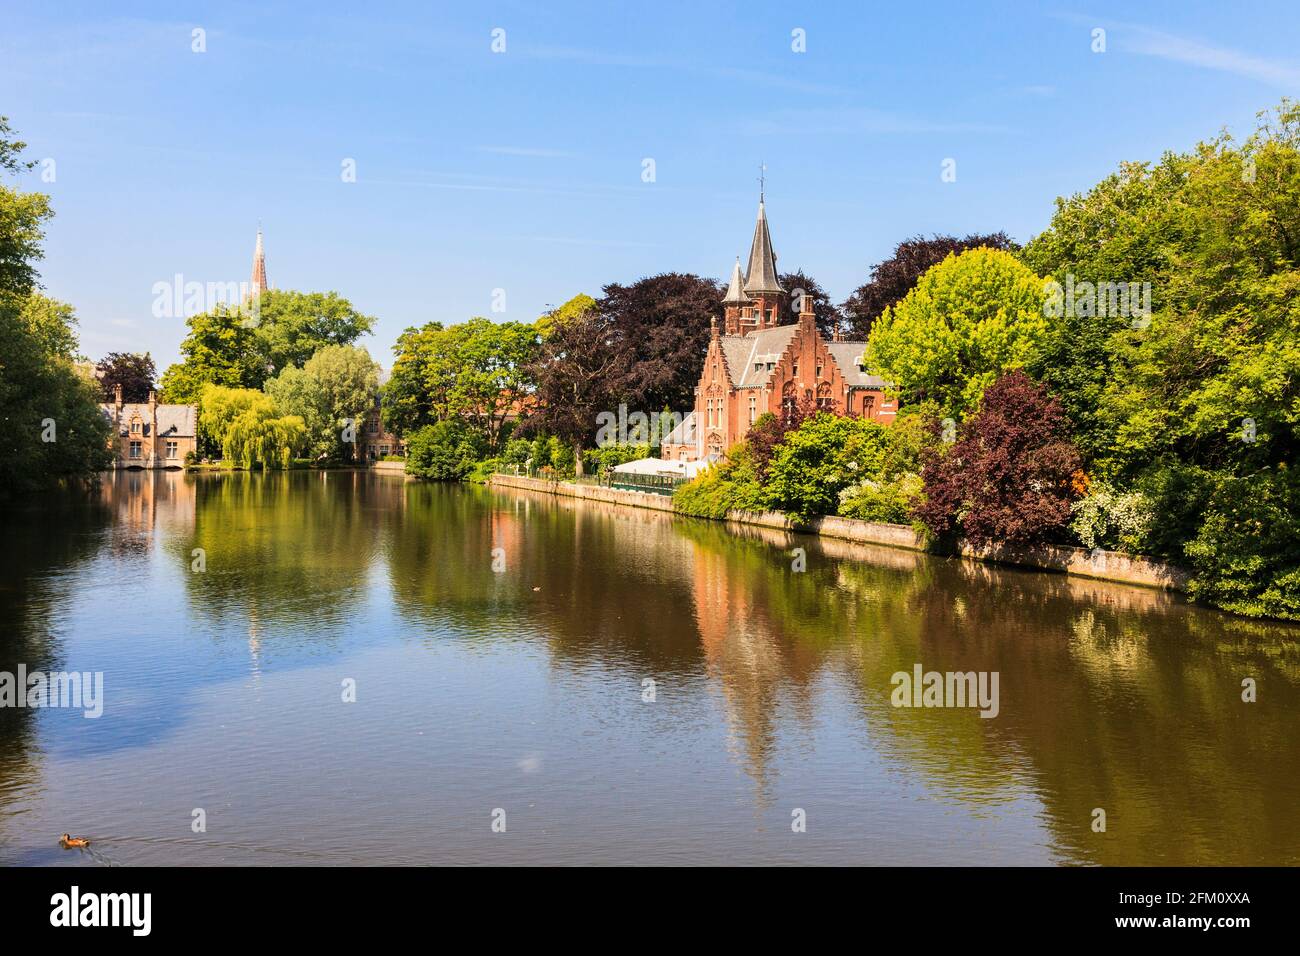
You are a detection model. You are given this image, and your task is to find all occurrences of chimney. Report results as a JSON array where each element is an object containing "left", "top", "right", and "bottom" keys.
[
  {"left": 148, "top": 390, "right": 157, "bottom": 409},
  {"left": 114, "top": 383, "right": 123, "bottom": 411},
  {"left": 798, "top": 293, "right": 816, "bottom": 333},
  {"left": 832, "top": 326, "right": 843, "bottom": 343}
]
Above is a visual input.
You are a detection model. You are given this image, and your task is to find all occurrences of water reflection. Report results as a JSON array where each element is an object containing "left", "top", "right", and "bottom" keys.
[{"left": 1, "top": 471, "right": 1296, "bottom": 865}]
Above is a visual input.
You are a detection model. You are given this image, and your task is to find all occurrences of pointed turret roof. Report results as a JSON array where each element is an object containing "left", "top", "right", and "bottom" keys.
[
  {"left": 723, "top": 257, "right": 750, "bottom": 303},
  {"left": 742, "top": 201, "right": 782, "bottom": 294},
  {"left": 250, "top": 227, "right": 268, "bottom": 297}
]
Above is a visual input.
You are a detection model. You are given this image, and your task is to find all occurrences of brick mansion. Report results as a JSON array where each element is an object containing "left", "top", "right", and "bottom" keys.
[{"left": 661, "top": 199, "right": 896, "bottom": 462}]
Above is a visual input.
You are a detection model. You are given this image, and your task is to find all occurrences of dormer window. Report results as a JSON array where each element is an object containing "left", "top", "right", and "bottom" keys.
[{"left": 130, "top": 418, "right": 141, "bottom": 434}]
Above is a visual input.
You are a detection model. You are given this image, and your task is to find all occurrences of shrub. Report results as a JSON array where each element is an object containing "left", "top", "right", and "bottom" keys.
[
  {"left": 405, "top": 419, "right": 486, "bottom": 481},
  {"left": 746, "top": 397, "right": 818, "bottom": 479},
  {"left": 763, "top": 412, "right": 917, "bottom": 521},
  {"left": 672, "top": 444, "right": 764, "bottom": 519},
  {"left": 1131, "top": 464, "right": 1221, "bottom": 560},
  {"left": 838, "top": 472, "right": 924, "bottom": 524},
  {"left": 546, "top": 436, "right": 575, "bottom": 476},
  {"left": 915, "top": 370, "right": 1082, "bottom": 546},
  {"left": 1069, "top": 480, "right": 1156, "bottom": 552},
  {"left": 501, "top": 438, "right": 533, "bottom": 467},
  {"left": 1184, "top": 468, "right": 1300, "bottom": 621}
]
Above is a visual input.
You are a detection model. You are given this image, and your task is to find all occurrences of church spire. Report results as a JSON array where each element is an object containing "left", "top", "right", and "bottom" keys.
[
  {"left": 742, "top": 198, "right": 781, "bottom": 295},
  {"left": 250, "top": 226, "right": 268, "bottom": 298},
  {"left": 723, "top": 257, "right": 749, "bottom": 304}
]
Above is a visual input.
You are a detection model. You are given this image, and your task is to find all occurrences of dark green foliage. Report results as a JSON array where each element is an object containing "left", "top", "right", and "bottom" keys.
[
  {"left": 1184, "top": 468, "right": 1300, "bottom": 621},
  {"left": 405, "top": 420, "right": 487, "bottom": 481}
]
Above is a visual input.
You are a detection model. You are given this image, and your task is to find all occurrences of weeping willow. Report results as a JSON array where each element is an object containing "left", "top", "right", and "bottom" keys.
[{"left": 222, "top": 409, "right": 307, "bottom": 469}]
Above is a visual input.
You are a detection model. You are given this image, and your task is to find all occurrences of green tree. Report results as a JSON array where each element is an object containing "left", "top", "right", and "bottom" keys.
[
  {"left": 1024, "top": 100, "right": 1300, "bottom": 484},
  {"left": 0, "top": 119, "right": 110, "bottom": 496},
  {"left": 1183, "top": 468, "right": 1300, "bottom": 621},
  {"left": 0, "top": 297, "right": 111, "bottom": 496},
  {"left": 384, "top": 317, "right": 537, "bottom": 447},
  {"left": 301, "top": 344, "right": 380, "bottom": 460},
  {"left": 160, "top": 305, "right": 262, "bottom": 402},
  {"left": 198, "top": 384, "right": 305, "bottom": 468},
  {"left": 842, "top": 232, "right": 1018, "bottom": 340},
  {"left": 383, "top": 322, "right": 444, "bottom": 436},
  {"left": 442, "top": 318, "right": 538, "bottom": 447},
  {"left": 865, "top": 248, "right": 1050, "bottom": 419},
  {"left": 534, "top": 293, "right": 596, "bottom": 339},
  {"left": 672, "top": 443, "right": 765, "bottom": 519},
  {"left": 762, "top": 412, "right": 906, "bottom": 521},
  {"left": 160, "top": 290, "right": 374, "bottom": 401},
  {"left": 20, "top": 294, "right": 80, "bottom": 360},
  {"left": 264, "top": 364, "right": 331, "bottom": 458},
  {"left": 405, "top": 419, "right": 487, "bottom": 481},
  {"left": 251, "top": 290, "right": 376, "bottom": 374},
  {"left": 223, "top": 410, "right": 308, "bottom": 469},
  {"left": 198, "top": 384, "right": 275, "bottom": 452},
  {"left": 0, "top": 117, "right": 49, "bottom": 300}
]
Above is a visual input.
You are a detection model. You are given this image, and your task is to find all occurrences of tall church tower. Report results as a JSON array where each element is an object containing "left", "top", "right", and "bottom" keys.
[
  {"left": 721, "top": 173, "right": 786, "bottom": 335},
  {"left": 249, "top": 226, "right": 268, "bottom": 300},
  {"left": 741, "top": 197, "right": 784, "bottom": 330}
]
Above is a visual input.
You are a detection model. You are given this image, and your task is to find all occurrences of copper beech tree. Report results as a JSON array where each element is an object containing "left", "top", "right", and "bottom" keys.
[{"left": 914, "top": 370, "right": 1083, "bottom": 546}]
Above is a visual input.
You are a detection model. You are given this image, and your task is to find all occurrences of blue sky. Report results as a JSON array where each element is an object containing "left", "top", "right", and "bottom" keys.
[{"left": 3, "top": 1, "right": 1298, "bottom": 369}]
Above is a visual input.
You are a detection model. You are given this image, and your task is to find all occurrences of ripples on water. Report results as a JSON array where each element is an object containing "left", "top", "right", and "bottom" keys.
[{"left": 0, "top": 470, "right": 1297, "bottom": 866}]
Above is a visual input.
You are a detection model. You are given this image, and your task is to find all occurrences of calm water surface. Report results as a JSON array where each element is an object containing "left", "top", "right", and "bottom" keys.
[{"left": 1, "top": 470, "right": 1297, "bottom": 866}]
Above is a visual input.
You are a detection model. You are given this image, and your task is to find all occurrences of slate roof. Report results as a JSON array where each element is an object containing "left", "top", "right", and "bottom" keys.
[
  {"left": 661, "top": 411, "right": 697, "bottom": 446},
  {"left": 722, "top": 258, "right": 750, "bottom": 304},
  {"left": 718, "top": 326, "right": 798, "bottom": 388},
  {"left": 825, "top": 342, "right": 889, "bottom": 389},
  {"left": 100, "top": 403, "right": 197, "bottom": 437},
  {"left": 742, "top": 201, "right": 782, "bottom": 294}
]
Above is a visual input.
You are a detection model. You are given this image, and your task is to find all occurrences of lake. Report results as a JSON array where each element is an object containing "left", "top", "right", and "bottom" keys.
[{"left": 2, "top": 470, "right": 1297, "bottom": 865}]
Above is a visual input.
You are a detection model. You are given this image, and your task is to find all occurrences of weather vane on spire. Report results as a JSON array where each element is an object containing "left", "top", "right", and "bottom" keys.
[{"left": 758, "top": 161, "right": 767, "bottom": 202}]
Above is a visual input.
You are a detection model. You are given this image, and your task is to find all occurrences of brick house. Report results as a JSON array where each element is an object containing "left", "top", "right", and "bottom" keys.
[
  {"left": 661, "top": 199, "right": 896, "bottom": 462},
  {"left": 357, "top": 400, "right": 404, "bottom": 461},
  {"left": 100, "top": 385, "right": 197, "bottom": 468}
]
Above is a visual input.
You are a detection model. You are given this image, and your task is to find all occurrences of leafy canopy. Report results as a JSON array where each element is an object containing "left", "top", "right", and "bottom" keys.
[{"left": 866, "top": 247, "right": 1049, "bottom": 420}]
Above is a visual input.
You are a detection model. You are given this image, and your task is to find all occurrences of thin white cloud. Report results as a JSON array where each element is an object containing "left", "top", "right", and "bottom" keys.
[
  {"left": 1057, "top": 13, "right": 1300, "bottom": 89},
  {"left": 1123, "top": 26, "right": 1300, "bottom": 88}
]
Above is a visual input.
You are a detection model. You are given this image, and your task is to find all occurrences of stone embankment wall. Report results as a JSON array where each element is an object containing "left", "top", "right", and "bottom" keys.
[{"left": 487, "top": 473, "right": 1188, "bottom": 592}]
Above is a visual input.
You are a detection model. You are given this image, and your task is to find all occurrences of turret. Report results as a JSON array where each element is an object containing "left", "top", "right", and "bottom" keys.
[{"left": 722, "top": 257, "right": 749, "bottom": 334}]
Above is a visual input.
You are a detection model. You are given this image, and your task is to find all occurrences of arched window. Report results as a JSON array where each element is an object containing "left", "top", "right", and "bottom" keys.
[
  {"left": 816, "top": 382, "right": 834, "bottom": 411},
  {"left": 781, "top": 382, "right": 797, "bottom": 419}
]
